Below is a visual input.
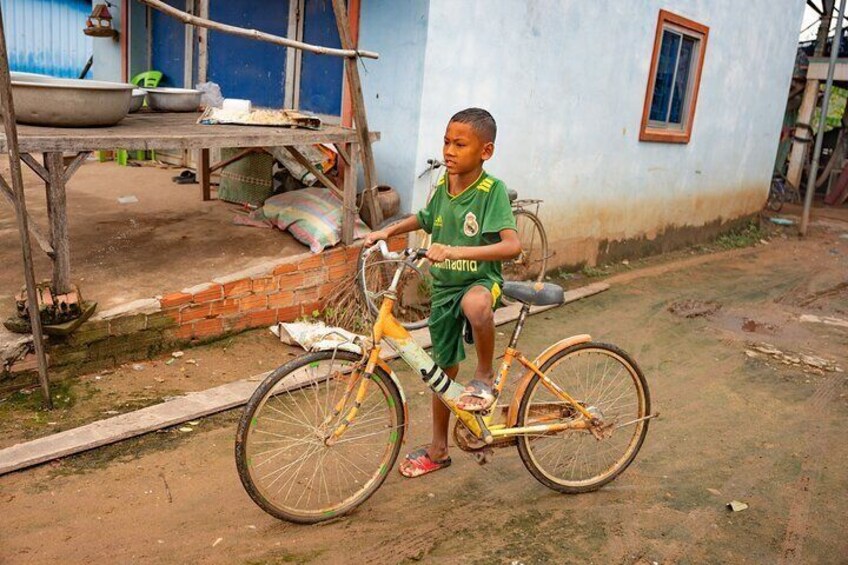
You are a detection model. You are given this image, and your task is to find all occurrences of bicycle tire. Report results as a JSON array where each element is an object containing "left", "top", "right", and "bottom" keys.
[
  {"left": 357, "top": 245, "right": 431, "bottom": 330},
  {"left": 235, "top": 351, "right": 405, "bottom": 523},
  {"left": 504, "top": 209, "right": 549, "bottom": 283},
  {"left": 516, "top": 342, "right": 650, "bottom": 493}
]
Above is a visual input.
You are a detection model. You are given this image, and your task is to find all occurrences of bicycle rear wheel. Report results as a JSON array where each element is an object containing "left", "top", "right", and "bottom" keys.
[
  {"left": 516, "top": 342, "right": 650, "bottom": 493},
  {"left": 504, "top": 209, "right": 548, "bottom": 283},
  {"left": 235, "top": 351, "right": 405, "bottom": 523},
  {"left": 357, "top": 243, "right": 431, "bottom": 330}
]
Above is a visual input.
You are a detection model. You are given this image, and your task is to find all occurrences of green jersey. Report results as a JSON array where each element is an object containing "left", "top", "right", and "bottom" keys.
[{"left": 416, "top": 171, "right": 517, "bottom": 298}]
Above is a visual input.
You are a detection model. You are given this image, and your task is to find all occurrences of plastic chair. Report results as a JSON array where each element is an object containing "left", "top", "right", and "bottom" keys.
[
  {"left": 116, "top": 71, "right": 163, "bottom": 165},
  {"left": 131, "top": 70, "right": 162, "bottom": 88}
]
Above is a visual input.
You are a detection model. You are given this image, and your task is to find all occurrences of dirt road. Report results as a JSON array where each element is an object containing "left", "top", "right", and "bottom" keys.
[{"left": 1, "top": 224, "right": 847, "bottom": 564}]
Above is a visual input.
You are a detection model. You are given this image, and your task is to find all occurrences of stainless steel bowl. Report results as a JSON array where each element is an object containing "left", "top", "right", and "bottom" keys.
[
  {"left": 129, "top": 88, "right": 146, "bottom": 113},
  {"left": 144, "top": 87, "right": 201, "bottom": 112},
  {"left": 10, "top": 72, "right": 134, "bottom": 127}
]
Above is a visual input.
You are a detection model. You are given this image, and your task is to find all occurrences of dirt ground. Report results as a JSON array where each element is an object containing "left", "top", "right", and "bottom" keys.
[
  {"left": 0, "top": 159, "right": 304, "bottom": 311},
  {"left": 1, "top": 218, "right": 847, "bottom": 564}
]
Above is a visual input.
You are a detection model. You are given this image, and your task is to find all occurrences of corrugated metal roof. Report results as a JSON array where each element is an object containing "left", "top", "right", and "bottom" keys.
[{"left": 0, "top": 0, "right": 93, "bottom": 78}]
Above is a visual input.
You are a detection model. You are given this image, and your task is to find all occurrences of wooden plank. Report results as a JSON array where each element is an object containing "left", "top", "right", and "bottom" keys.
[
  {"left": 196, "top": 0, "right": 209, "bottom": 82},
  {"left": 0, "top": 282, "right": 609, "bottom": 475},
  {"left": 44, "top": 152, "right": 71, "bottom": 294},
  {"left": 285, "top": 145, "right": 344, "bottom": 200},
  {"left": 341, "top": 145, "right": 358, "bottom": 244},
  {"left": 0, "top": 113, "right": 379, "bottom": 153},
  {"left": 333, "top": 142, "right": 351, "bottom": 166},
  {"left": 0, "top": 176, "right": 54, "bottom": 256},
  {"left": 0, "top": 15, "right": 52, "bottom": 409},
  {"left": 198, "top": 148, "right": 211, "bottom": 201},
  {"left": 19, "top": 153, "right": 49, "bottom": 183},
  {"left": 62, "top": 151, "right": 90, "bottom": 184},
  {"left": 208, "top": 147, "right": 262, "bottom": 173},
  {"left": 332, "top": 0, "right": 383, "bottom": 228}
]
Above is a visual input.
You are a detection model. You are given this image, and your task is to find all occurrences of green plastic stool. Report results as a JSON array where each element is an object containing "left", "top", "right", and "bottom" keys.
[
  {"left": 131, "top": 70, "right": 162, "bottom": 88},
  {"left": 116, "top": 71, "right": 163, "bottom": 165}
]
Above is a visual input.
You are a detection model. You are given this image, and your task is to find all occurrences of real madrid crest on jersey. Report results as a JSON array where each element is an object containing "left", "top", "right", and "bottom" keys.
[{"left": 463, "top": 212, "right": 479, "bottom": 237}]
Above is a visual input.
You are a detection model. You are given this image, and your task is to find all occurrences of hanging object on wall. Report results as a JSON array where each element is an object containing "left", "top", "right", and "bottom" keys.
[{"left": 84, "top": 2, "right": 119, "bottom": 39}]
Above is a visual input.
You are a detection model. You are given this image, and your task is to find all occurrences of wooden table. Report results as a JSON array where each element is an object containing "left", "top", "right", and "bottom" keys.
[{"left": 0, "top": 112, "right": 375, "bottom": 294}]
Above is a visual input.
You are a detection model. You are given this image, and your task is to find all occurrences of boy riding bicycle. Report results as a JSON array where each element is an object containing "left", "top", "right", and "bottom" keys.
[{"left": 364, "top": 107, "right": 520, "bottom": 478}]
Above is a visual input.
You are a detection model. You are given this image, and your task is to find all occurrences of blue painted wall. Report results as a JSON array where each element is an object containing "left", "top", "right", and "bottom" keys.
[
  {"left": 151, "top": 0, "right": 186, "bottom": 87},
  {"left": 358, "top": 0, "right": 430, "bottom": 214},
  {"left": 208, "top": 0, "right": 289, "bottom": 107},
  {"left": 0, "top": 0, "right": 92, "bottom": 78},
  {"left": 299, "top": 0, "right": 343, "bottom": 115}
]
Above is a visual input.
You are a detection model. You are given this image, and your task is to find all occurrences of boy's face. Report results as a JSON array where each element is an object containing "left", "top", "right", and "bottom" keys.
[{"left": 443, "top": 121, "right": 494, "bottom": 175}]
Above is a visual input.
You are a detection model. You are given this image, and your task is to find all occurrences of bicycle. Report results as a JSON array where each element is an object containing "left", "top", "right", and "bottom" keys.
[
  {"left": 766, "top": 173, "right": 800, "bottom": 212},
  {"left": 357, "top": 160, "right": 551, "bottom": 330},
  {"left": 235, "top": 241, "right": 654, "bottom": 524}
]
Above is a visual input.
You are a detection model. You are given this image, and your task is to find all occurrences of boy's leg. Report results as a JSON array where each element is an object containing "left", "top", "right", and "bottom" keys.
[
  {"left": 458, "top": 285, "right": 496, "bottom": 409},
  {"left": 428, "top": 364, "right": 459, "bottom": 460}
]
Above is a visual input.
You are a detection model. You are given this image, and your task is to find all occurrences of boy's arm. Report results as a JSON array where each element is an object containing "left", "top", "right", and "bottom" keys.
[
  {"left": 363, "top": 215, "right": 422, "bottom": 247},
  {"left": 427, "top": 229, "right": 521, "bottom": 262}
]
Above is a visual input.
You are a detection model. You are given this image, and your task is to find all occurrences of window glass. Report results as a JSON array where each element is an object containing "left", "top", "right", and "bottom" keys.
[
  {"left": 669, "top": 37, "right": 696, "bottom": 124},
  {"left": 649, "top": 30, "right": 681, "bottom": 122}
]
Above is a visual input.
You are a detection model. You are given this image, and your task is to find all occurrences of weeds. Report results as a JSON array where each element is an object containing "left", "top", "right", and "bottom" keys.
[{"left": 714, "top": 221, "right": 765, "bottom": 250}]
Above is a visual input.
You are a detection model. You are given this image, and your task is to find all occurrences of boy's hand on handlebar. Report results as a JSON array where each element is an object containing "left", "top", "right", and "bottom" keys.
[
  {"left": 364, "top": 229, "right": 390, "bottom": 248},
  {"left": 426, "top": 243, "right": 454, "bottom": 262}
]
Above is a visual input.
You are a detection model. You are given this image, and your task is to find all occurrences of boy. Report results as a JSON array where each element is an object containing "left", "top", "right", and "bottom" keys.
[{"left": 363, "top": 108, "right": 520, "bottom": 478}]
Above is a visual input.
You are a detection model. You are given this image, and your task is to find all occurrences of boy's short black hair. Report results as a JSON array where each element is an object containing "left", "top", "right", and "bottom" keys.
[{"left": 450, "top": 107, "right": 497, "bottom": 143}]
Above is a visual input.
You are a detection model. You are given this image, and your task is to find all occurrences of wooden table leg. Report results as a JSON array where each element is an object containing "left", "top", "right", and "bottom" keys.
[
  {"left": 43, "top": 152, "right": 71, "bottom": 295},
  {"left": 198, "top": 148, "right": 211, "bottom": 201},
  {"left": 342, "top": 145, "right": 359, "bottom": 245}
]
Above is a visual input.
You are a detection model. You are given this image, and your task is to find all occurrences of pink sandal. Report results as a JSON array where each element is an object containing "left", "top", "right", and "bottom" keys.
[{"left": 398, "top": 447, "right": 452, "bottom": 478}]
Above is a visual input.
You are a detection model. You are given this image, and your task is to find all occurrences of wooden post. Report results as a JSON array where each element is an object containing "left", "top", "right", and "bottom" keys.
[
  {"left": 44, "top": 152, "right": 71, "bottom": 295},
  {"left": 331, "top": 0, "right": 383, "bottom": 228},
  {"left": 0, "top": 7, "right": 52, "bottom": 408},
  {"left": 342, "top": 146, "right": 359, "bottom": 244},
  {"left": 198, "top": 148, "right": 211, "bottom": 201}
]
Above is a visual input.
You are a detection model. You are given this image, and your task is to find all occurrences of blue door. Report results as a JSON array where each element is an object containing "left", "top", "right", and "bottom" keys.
[
  {"left": 298, "top": 0, "right": 344, "bottom": 115},
  {"left": 208, "top": 0, "right": 289, "bottom": 107},
  {"left": 150, "top": 0, "right": 186, "bottom": 87}
]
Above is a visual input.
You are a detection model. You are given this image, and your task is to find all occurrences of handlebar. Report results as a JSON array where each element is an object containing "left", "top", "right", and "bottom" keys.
[{"left": 363, "top": 240, "right": 427, "bottom": 262}]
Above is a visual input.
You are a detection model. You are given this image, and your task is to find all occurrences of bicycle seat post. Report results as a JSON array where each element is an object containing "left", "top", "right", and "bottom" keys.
[{"left": 507, "top": 302, "right": 532, "bottom": 350}]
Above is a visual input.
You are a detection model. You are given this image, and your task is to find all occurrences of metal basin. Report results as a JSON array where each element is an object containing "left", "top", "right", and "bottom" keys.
[
  {"left": 144, "top": 87, "right": 201, "bottom": 112},
  {"left": 129, "top": 89, "right": 146, "bottom": 113},
  {"left": 10, "top": 72, "right": 134, "bottom": 127}
]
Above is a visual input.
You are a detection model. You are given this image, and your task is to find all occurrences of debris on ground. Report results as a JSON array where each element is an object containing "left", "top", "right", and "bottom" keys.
[
  {"left": 117, "top": 195, "right": 139, "bottom": 204},
  {"left": 668, "top": 299, "right": 722, "bottom": 318},
  {"left": 131, "top": 364, "right": 145, "bottom": 372},
  {"left": 745, "top": 342, "right": 843, "bottom": 374},
  {"left": 741, "top": 318, "right": 776, "bottom": 333},
  {"left": 171, "top": 351, "right": 184, "bottom": 358},
  {"left": 728, "top": 500, "right": 749, "bottom": 512},
  {"left": 769, "top": 217, "right": 794, "bottom": 226},
  {"left": 165, "top": 358, "right": 176, "bottom": 366},
  {"left": 270, "top": 321, "right": 362, "bottom": 353},
  {"left": 178, "top": 427, "right": 193, "bottom": 433},
  {"left": 799, "top": 313, "right": 848, "bottom": 329}
]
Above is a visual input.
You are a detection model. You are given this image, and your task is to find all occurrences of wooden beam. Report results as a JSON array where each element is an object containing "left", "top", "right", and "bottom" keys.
[
  {"left": 137, "top": 0, "right": 378, "bottom": 59},
  {"left": 43, "top": 152, "right": 71, "bottom": 294},
  {"left": 196, "top": 0, "right": 208, "bottom": 82},
  {"left": 333, "top": 143, "right": 351, "bottom": 166},
  {"left": 19, "top": 153, "right": 49, "bottom": 183},
  {"left": 209, "top": 147, "right": 263, "bottom": 173},
  {"left": 0, "top": 9, "right": 52, "bottom": 409},
  {"left": 808, "top": 0, "right": 823, "bottom": 15},
  {"left": 341, "top": 145, "right": 358, "bottom": 244},
  {"left": 0, "top": 176, "right": 54, "bottom": 256},
  {"left": 331, "top": 0, "right": 383, "bottom": 228},
  {"left": 62, "top": 151, "right": 90, "bottom": 184},
  {"left": 284, "top": 146, "right": 344, "bottom": 200}
]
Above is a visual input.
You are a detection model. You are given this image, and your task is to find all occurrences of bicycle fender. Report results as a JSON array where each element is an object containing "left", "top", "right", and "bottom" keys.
[{"left": 506, "top": 334, "right": 592, "bottom": 427}]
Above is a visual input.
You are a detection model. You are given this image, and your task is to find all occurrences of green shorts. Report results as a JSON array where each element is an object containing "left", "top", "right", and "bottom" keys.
[{"left": 428, "top": 280, "right": 502, "bottom": 369}]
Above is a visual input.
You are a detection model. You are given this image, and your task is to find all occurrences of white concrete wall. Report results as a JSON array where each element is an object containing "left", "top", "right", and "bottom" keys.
[
  {"left": 389, "top": 0, "right": 804, "bottom": 265},
  {"left": 358, "top": 0, "right": 430, "bottom": 217}
]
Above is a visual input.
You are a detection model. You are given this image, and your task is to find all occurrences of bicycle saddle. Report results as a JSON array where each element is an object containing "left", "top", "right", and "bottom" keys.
[
  {"left": 507, "top": 188, "right": 518, "bottom": 202},
  {"left": 502, "top": 281, "right": 564, "bottom": 306}
]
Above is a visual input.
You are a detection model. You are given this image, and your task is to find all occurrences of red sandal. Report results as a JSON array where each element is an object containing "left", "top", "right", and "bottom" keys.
[{"left": 398, "top": 447, "right": 452, "bottom": 478}]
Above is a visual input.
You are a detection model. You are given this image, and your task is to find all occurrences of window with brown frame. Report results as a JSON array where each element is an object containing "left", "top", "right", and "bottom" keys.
[{"left": 640, "top": 10, "right": 709, "bottom": 143}]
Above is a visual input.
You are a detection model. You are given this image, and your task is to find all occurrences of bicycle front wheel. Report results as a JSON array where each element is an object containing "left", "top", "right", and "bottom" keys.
[
  {"left": 235, "top": 351, "right": 405, "bottom": 523},
  {"left": 504, "top": 209, "right": 548, "bottom": 283},
  {"left": 516, "top": 342, "right": 650, "bottom": 493}
]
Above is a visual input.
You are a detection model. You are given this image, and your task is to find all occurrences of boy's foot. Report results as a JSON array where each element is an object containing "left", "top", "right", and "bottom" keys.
[
  {"left": 456, "top": 379, "right": 496, "bottom": 412},
  {"left": 398, "top": 447, "right": 452, "bottom": 478}
]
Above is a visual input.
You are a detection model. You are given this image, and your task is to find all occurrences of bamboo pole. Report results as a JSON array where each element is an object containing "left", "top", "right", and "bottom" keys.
[
  {"left": 136, "top": 0, "right": 379, "bottom": 60},
  {"left": 0, "top": 7, "right": 52, "bottom": 409},
  {"left": 331, "top": 0, "right": 383, "bottom": 228}
]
